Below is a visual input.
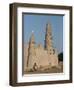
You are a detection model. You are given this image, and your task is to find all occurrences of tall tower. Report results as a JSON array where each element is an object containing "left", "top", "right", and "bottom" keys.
[
  {"left": 45, "top": 23, "right": 53, "bottom": 50},
  {"left": 45, "top": 23, "right": 58, "bottom": 66},
  {"left": 27, "top": 32, "right": 35, "bottom": 69},
  {"left": 29, "top": 32, "right": 35, "bottom": 50}
]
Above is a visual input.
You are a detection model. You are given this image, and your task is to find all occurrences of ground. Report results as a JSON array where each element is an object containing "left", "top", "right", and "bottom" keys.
[{"left": 24, "top": 61, "right": 63, "bottom": 74}]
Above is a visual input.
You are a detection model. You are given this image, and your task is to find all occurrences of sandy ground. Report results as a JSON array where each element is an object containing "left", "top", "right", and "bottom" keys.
[{"left": 24, "top": 61, "right": 63, "bottom": 74}]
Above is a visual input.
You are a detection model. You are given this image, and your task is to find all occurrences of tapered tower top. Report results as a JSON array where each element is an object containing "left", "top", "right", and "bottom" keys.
[
  {"left": 46, "top": 23, "right": 52, "bottom": 34},
  {"left": 30, "top": 31, "right": 35, "bottom": 44}
]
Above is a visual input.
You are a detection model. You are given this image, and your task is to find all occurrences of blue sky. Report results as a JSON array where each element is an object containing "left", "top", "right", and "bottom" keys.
[{"left": 23, "top": 14, "right": 63, "bottom": 54}]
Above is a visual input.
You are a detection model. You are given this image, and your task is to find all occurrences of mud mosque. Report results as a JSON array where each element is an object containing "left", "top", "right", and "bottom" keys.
[{"left": 24, "top": 23, "right": 59, "bottom": 72}]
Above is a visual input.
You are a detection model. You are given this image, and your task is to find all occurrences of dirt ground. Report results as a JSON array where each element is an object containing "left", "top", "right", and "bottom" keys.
[{"left": 24, "top": 61, "right": 63, "bottom": 74}]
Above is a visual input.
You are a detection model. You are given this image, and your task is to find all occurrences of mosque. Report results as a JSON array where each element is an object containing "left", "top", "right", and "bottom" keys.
[{"left": 24, "top": 23, "right": 58, "bottom": 72}]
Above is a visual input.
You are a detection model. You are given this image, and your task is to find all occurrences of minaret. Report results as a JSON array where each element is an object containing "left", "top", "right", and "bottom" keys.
[
  {"left": 29, "top": 31, "right": 35, "bottom": 50},
  {"left": 45, "top": 23, "right": 53, "bottom": 51},
  {"left": 27, "top": 31, "right": 35, "bottom": 69},
  {"left": 45, "top": 23, "right": 58, "bottom": 66}
]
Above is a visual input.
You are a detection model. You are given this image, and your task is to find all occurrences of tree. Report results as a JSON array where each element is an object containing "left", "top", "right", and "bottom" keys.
[{"left": 58, "top": 52, "right": 63, "bottom": 61}]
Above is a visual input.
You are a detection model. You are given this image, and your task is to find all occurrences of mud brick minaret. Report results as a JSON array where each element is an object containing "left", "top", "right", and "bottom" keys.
[
  {"left": 45, "top": 23, "right": 58, "bottom": 66},
  {"left": 45, "top": 23, "right": 53, "bottom": 50},
  {"left": 27, "top": 32, "right": 36, "bottom": 69}
]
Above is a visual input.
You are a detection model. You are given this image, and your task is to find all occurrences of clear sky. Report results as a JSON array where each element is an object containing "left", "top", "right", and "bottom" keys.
[{"left": 23, "top": 14, "right": 63, "bottom": 54}]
